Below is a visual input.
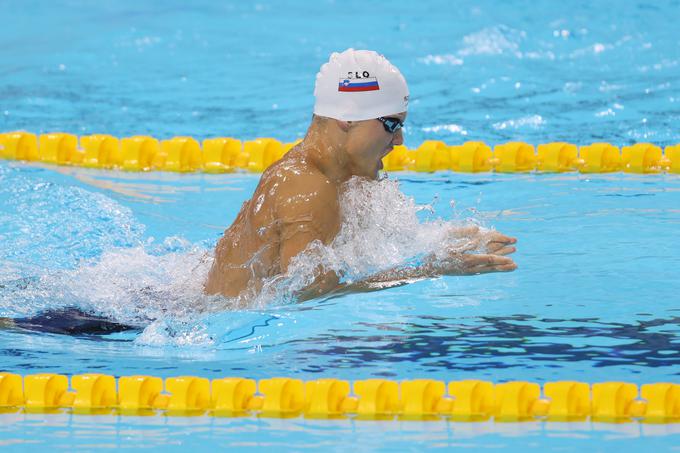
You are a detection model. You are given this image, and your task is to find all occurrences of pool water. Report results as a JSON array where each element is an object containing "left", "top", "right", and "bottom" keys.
[{"left": 1, "top": 0, "right": 680, "bottom": 451}]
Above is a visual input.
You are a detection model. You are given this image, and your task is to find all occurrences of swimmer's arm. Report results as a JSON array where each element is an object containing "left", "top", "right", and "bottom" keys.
[
  {"left": 334, "top": 229, "right": 518, "bottom": 294},
  {"left": 276, "top": 175, "right": 342, "bottom": 300},
  {"left": 281, "top": 231, "right": 341, "bottom": 301},
  {"left": 338, "top": 253, "right": 518, "bottom": 294},
  {"left": 292, "top": 226, "right": 517, "bottom": 298}
]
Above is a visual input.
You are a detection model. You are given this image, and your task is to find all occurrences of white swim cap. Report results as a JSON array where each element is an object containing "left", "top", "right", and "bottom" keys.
[{"left": 314, "top": 49, "right": 409, "bottom": 121}]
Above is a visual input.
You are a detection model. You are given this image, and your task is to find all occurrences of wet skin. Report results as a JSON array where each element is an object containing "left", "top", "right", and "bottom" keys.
[{"left": 204, "top": 113, "right": 517, "bottom": 301}]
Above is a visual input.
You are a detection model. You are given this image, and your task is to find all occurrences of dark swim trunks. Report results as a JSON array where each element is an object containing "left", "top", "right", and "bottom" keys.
[
  {"left": 2, "top": 307, "right": 141, "bottom": 335},
  {"left": 1, "top": 277, "right": 159, "bottom": 336}
]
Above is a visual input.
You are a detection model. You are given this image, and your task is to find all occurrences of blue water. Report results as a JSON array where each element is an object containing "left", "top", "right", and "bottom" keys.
[{"left": 1, "top": 0, "right": 680, "bottom": 451}]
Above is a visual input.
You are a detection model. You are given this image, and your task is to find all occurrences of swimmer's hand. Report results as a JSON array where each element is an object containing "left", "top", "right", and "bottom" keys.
[
  {"left": 306, "top": 226, "right": 518, "bottom": 298},
  {"left": 429, "top": 226, "right": 518, "bottom": 275},
  {"left": 339, "top": 250, "right": 518, "bottom": 295},
  {"left": 448, "top": 225, "right": 517, "bottom": 256},
  {"left": 435, "top": 252, "right": 517, "bottom": 275},
  {"left": 332, "top": 247, "right": 517, "bottom": 296}
]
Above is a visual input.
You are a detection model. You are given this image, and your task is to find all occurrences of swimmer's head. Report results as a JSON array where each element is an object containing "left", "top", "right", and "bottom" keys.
[
  {"left": 313, "top": 49, "right": 408, "bottom": 179},
  {"left": 314, "top": 49, "right": 409, "bottom": 121}
]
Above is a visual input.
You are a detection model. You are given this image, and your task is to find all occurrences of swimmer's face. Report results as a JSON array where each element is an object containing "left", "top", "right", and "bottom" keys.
[{"left": 344, "top": 112, "right": 406, "bottom": 179}]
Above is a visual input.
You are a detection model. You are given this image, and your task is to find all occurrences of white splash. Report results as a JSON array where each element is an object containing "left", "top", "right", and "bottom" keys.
[
  {"left": 419, "top": 25, "right": 556, "bottom": 65},
  {"left": 459, "top": 26, "right": 526, "bottom": 57},
  {"left": 422, "top": 124, "right": 469, "bottom": 135},
  {"left": 419, "top": 54, "right": 464, "bottom": 66},
  {"left": 569, "top": 42, "right": 613, "bottom": 58},
  {"left": 595, "top": 108, "right": 615, "bottom": 117},
  {"left": 2, "top": 174, "right": 495, "bottom": 346},
  {"left": 250, "top": 177, "right": 485, "bottom": 308},
  {"left": 492, "top": 114, "right": 545, "bottom": 130},
  {"left": 1, "top": 238, "right": 213, "bottom": 318}
]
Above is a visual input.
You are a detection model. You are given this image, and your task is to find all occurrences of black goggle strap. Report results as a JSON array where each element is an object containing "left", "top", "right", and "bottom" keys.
[{"left": 378, "top": 117, "right": 403, "bottom": 133}]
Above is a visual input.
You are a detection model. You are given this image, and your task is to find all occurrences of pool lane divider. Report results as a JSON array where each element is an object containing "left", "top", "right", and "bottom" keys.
[
  {"left": 1, "top": 131, "right": 680, "bottom": 174},
  {"left": 0, "top": 373, "right": 678, "bottom": 422}
]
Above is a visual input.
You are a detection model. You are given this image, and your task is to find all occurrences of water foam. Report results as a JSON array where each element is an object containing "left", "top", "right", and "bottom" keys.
[
  {"left": 250, "top": 177, "right": 488, "bottom": 308},
  {"left": 0, "top": 164, "right": 216, "bottom": 344},
  {"left": 1, "top": 164, "right": 494, "bottom": 346},
  {"left": 459, "top": 26, "right": 526, "bottom": 57}
]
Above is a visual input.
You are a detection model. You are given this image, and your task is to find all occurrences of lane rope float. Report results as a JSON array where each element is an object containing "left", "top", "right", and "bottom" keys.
[
  {"left": 1, "top": 373, "right": 679, "bottom": 422},
  {"left": 1, "top": 131, "right": 680, "bottom": 174}
]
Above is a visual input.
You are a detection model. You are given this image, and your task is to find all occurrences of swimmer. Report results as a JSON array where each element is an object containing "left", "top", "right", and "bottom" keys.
[
  {"left": 204, "top": 49, "right": 517, "bottom": 301},
  {"left": 3, "top": 49, "right": 516, "bottom": 336}
]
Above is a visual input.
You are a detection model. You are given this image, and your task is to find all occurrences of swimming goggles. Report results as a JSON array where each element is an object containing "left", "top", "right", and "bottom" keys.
[{"left": 377, "top": 116, "right": 404, "bottom": 134}]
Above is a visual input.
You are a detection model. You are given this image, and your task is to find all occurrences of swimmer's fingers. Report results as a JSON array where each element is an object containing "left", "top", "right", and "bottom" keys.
[
  {"left": 471, "top": 261, "right": 517, "bottom": 273},
  {"left": 462, "top": 254, "right": 513, "bottom": 266},
  {"left": 483, "top": 261, "right": 518, "bottom": 272},
  {"left": 484, "top": 233, "right": 517, "bottom": 253},
  {"left": 485, "top": 241, "right": 504, "bottom": 253},
  {"left": 446, "top": 229, "right": 517, "bottom": 254},
  {"left": 460, "top": 254, "right": 517, "bottom": 274},
  {"left": 486, "top": 232, "right": 517, "bottom": 245},
  {"left": 486, "top": 244, "right": 517, "bottom": 255}
]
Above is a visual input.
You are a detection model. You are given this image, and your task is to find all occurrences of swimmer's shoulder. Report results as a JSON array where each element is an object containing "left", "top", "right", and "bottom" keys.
[
  {"left": 264, "top": 155, "right": 337, "bottom": 197},
  {"left": 261, "top": 158, "right": 338, "bottom": 215}
]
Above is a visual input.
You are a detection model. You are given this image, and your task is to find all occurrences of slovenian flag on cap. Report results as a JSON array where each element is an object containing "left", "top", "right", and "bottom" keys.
[{"left": 338, "top": 77, "right": 380, "bottom": 92}]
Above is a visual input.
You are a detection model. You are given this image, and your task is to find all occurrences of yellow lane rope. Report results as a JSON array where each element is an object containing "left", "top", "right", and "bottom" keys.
[
  {"left": 1, "top": 131, "right": 679, "bottom": 174},
  {"left": 0, "top": 373, "right": 678, "bottom": 422}
]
